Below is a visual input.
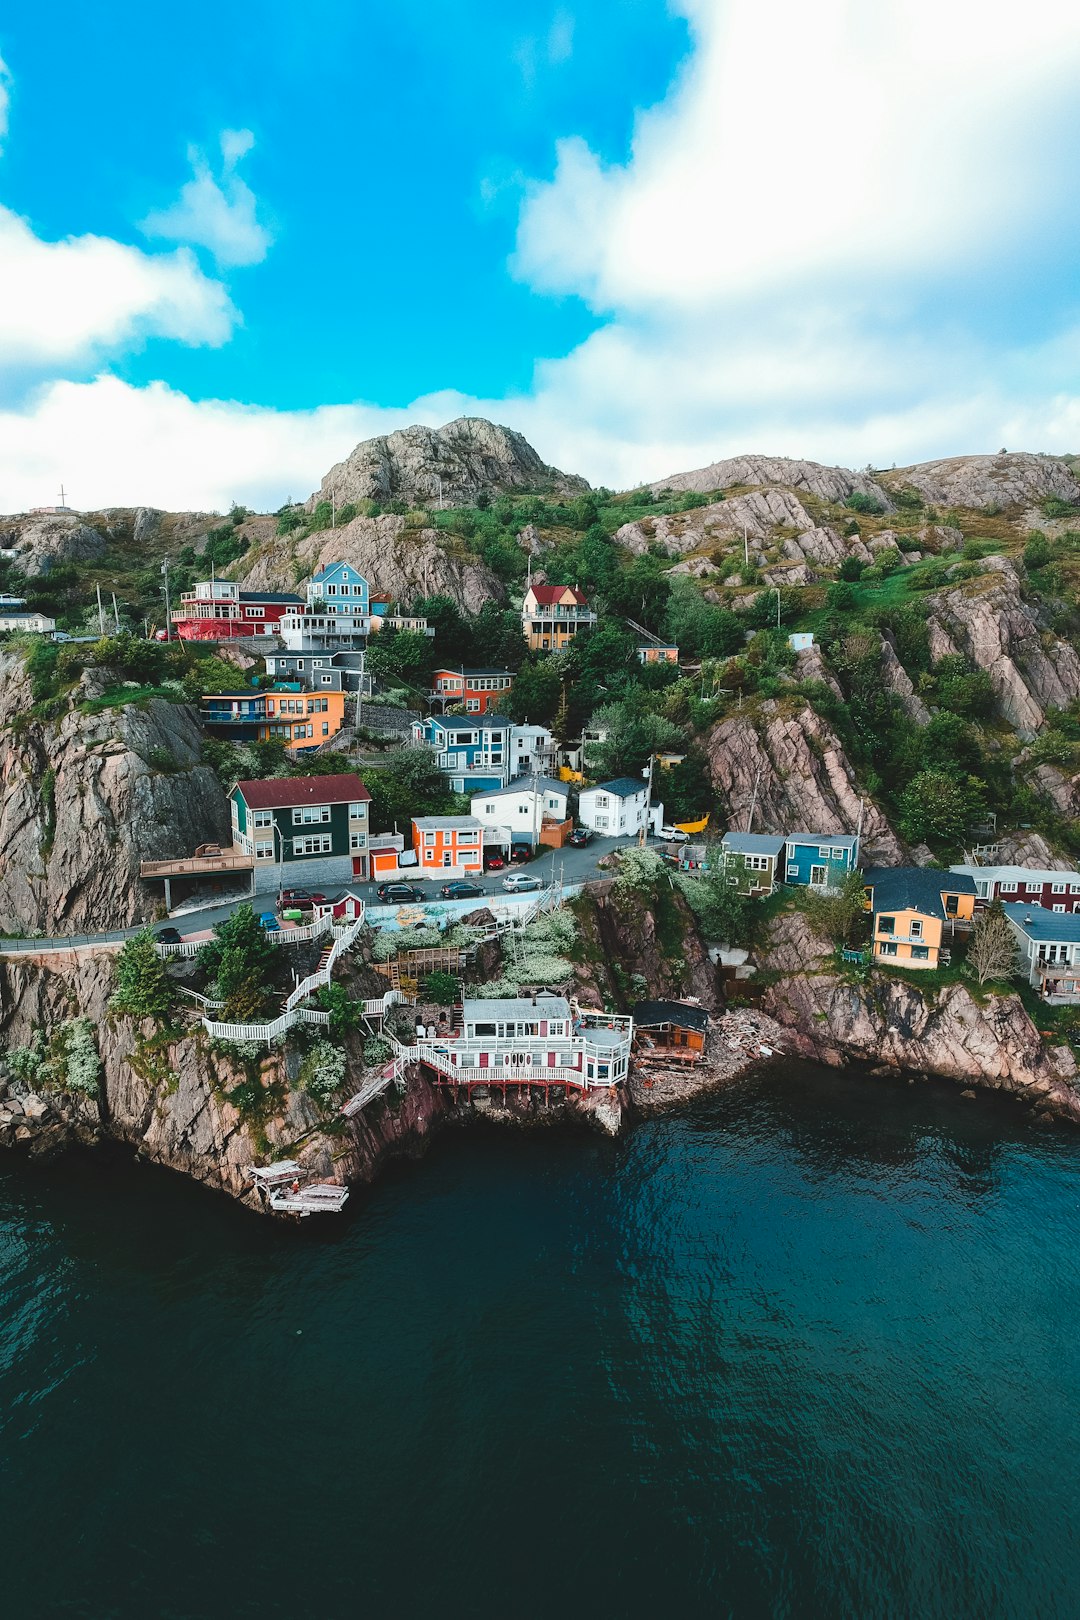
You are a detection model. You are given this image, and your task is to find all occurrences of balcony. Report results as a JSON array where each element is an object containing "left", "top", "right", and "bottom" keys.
[{"left": 141, "top": 845, "right": 254, "bottom": 880}]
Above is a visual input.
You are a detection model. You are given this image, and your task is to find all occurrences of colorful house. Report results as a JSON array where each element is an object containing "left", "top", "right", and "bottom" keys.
[
  {"left": 521, "top": 583, "right": 597, "bottom": 652},
  {"left": 863, "top": 868, "right": 977, "bottom": 970},
  {"left": 263, "top": 647, "right": 370, "bottom": 694},
  {"left": 510, "top": 722, "right": 557, "bottom": 777},
  {"left": 171, "top": 579, "right": 302, "bottom": 640},
  {"left": 201, "top": 687, "right": 347, "bottom": 751},
  {"left": 784, "top": 833, "right": 859, "bottom": 890},
  {"left": 411, "top": 815, "right": 485, "bottom": 877},
  {"left": 720, "top": 832, "right": 787, "bottom": 896},
  {"left": 230, "top": 774, "right": 371, "bottom": 883},
  {"left": 410, "top": 713, "right": 512, "bottom": 792},
  {"left": 950, "top": 864, "right": 1080, "bottom": 913},
  {"left": 470, "top": 776, "right": 571, "bottom": 850},
  {"left": 430, "top": 667, "right": 514, "bottom": 714},
  {"left": 1002, "top": 903, "right": 1080, "bottom": 1002}
]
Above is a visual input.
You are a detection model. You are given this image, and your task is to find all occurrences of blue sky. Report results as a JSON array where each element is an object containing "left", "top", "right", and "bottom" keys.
[{"left": 2, "top": 0, "right": 1080, "bottom": 511}]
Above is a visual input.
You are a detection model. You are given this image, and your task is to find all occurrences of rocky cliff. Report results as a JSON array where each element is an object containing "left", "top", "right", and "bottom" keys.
[
  {"left": 754, "top": 911, "right": 1080, "bottom": 1123},
  {"left": 571, "top": 879, "right": 722, "bottom": 1011},
  {"left": 239, "top": 511, "right": 505, "bottom": 613},
  {"left": 313, "top": 417, "right": 589, "bottom": 509},
  {"left": 645, "top": 453, "right": 891, "bottom": 508},
  {"left": 881, "top": 452, "right": 1080, "bottom": 510},
  {"left": 0, "top": 515, "right": 107, "bottom": 577},
  {"left": 702, "top": 702, "right": 905, "bottom": 863},
  {"left": 0, "top": 655, "right": 228, "bottom": 935}
]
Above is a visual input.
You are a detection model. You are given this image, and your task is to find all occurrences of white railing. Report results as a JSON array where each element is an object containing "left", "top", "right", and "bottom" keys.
[
  {"left": 156, "top": 905, "right": 366, "bottom": 961},
  {"left": 381, "top": 1031, "right": 625, "bottom": 1091},
  {"left": 201, "top": 914, "right": 370, "bottom": 1046},
  {"left": 181, "top": 986, "right": 225, "bottom": 1009},
  {"left": 156, "top": 940, "right": 203, "bottom": 959},
  {"left": 203, "top": 1006, "right": 331, "bottom": 1044}
]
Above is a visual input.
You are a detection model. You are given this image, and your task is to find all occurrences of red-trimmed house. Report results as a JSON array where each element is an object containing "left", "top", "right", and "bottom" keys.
[
  {"left": 411, "top": 816, "right": 484, "bottom": 878},
  {"left": 430, "top": 667, "right": 514, "bottom": 714},
  {"left": 949, "top": 864, "right": 1080, "bottom": 913},
  {"left": 172, "top": 578, "right": 302, "bottom": 640}
]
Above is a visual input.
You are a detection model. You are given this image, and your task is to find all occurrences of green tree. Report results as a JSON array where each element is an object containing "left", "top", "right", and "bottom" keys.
[
  {"left": 198, "top": 905, "right": 277, "bottom": 1022},
  {"left": 506, "top": 660, "right": 561, "bottom": 725},
  {"left": 897, "top": 769, "right": 983, "bottom": 847},
  {"left": 363, "top": 748, "right": 466, "bottom": 832},
  {"left": 365, "top": 628, "right": 436, "bottom": 688},
  {"left": 111, "top": 927, "right": 177, "bottom": 1022}
]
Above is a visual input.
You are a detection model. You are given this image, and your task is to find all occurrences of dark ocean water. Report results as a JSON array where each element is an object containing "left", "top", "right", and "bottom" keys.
[{"left": 2, "top": 1061, "right": 1079, "bottom": 1620}]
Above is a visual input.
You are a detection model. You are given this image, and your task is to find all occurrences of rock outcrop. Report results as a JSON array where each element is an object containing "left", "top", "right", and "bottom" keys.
[
  {"left": 239, "top": 512, "right": 504, "bottom": 614},
  {"left": 883, "top": 452, "right": 1080, "bottom": 511},
  {"left": 0, "top": 655, "right": 228, "bottom": 935},
  {"left": 572, "top": 880, "right": 721, "bottom": 1012},
  {"left": 313, "top": 417, "right": 588, "bottom": 509},
  {"left": 702, "top": 702, "right": 904, "bottom": 863},
  {"left": 645, "top": 453, "right": 891, "bottom": 508},
  {"left": 0, "top": 516, "right": 106, "bottom": 576},
  {"left": 616, "top": 489, "right": 816, "bottom": 557},
  {"left": 924, "top": 558, "right": 1080, "bottom": 733}
]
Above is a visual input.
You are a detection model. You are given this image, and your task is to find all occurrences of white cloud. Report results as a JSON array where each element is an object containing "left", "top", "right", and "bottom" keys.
[
  {"left": 0, "top": 204, "right": 236, "bottom": 370},
  {"left": 140, "top": 129, "right": 271, "bottom": 268}
]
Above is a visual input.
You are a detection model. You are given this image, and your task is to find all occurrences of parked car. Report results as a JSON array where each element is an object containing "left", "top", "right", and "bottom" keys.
[
  {"left": 660, "top": 825, "right": 690, "bottom": 843},
  {"left": 483, "top": 854, "right": 505, "bottom": 870},
  {"left": 378, "top": 884, "right": 426, "bottom": 904},
  {"left": 280, "top": 887, "right": 312, "bottom": 904},
  {"left": 155, "top": 926, "right": 182, "bottom": 945},
  {"left": 441, "top": 881, "right": 484, "bottom": 899},
  {"left": 258, "top": 911, "right": 281, "bottom": 931},
  {"left": 510, "top": 845, "right": 533, "bottom": 862},
  {"left": 568, "top": 827, "right": 590, "bottom": 847},
  {"left": 503, "top": 872, "right": 542, "bottom": 892}
]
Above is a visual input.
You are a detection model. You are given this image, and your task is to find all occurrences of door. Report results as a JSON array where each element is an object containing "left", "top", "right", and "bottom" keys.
[{"left": 810, "top": 864, "right": 827, "bottom": 887}]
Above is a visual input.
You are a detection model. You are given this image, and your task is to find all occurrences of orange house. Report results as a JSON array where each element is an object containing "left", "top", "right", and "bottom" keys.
[
  {"left": 636, "top": 643, "right": 679, "bottom": 664},
  {"left": 411, "top": 815, "right": 484, "bottom": 876},
  {"left": 261, "top": 690, "right": 346, "bottom": 752},
  {"left": 863, "top": 868, "right": 977, "bottom": 969},
  {"left": 431, "top": 667, "right": 514, "bottom": 714}
]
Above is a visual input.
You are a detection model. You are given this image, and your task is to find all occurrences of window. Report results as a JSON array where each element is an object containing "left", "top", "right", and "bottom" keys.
[
  {"left": 255, "top": 841, "right": 274, "bottom": 860},
  {"left": 292, "top": 806, "right": 331, "bottom": 825},
  {"left": 350, "top": 832, "right": 366, "bottom": 851},
  {"left": 879, "top": 916, "right": 896, "bottom": 935},
  {"left": 424, "top": 831, "right": 435, "bottom": 844},
  {"left": 349, "top": 803, "right": 367, "bottom": 820},
  {"left": 322, "top": 676, "right": 333, "bottom": 686},
  {"left": 292, "top": 833, "right": 332, "bottom": 856},
  {"left": 252, "top": 809, "right": 273, "bottom": 830},
  {"left": 910, "top": 919, "right": 923, "bottom": 939},
  {"left": 1053, "top": 882, "right": 1067, "bottom": 894},
  {"left": 466, "top": 699, "right": 480, "bottom": 712},
  {"left": 1053, "top": 904, "right": 1066, "bottom": 913},
  {"left": 443, "top": 851, "right": 452, "bottom": 866},
  {"left": 483, "top": 802, "right": 495, "bottom": 814},
  {"left": 1071, "top": 884, "right": 1080, "bottom": 895},
  {"left": 458, "top": 831, "right": 478, "bottom": 843},
  {"left": 911, "top": 945, "right": 929, "bottom": 960},
  {"left": 596, "top": 795, "right": 609, "bottom": 808},
  {"left": 810, "top": 865, "right": 827, "bottom": 886},
  {"left": 879, "top": 942, "right": 898, "bottom": 957},
  {"left": 321, "top": 723, "right": 329, "bottom": 735},
  {"left": 244, "top": 606, "right": 265, "bottom": 618},
  {"left": 1000, "top": 881, "right": 1017, "bottom": 893}
]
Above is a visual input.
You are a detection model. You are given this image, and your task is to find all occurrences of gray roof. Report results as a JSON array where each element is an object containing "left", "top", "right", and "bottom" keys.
[
  {"left": 864, "top": 866, "right": 976, "bottom": 919},
  {"left": 463, "top": 995, "right": 571, "bottom": 1021},
  {"left": 722, "top": 832, "right": 786, "bottom": 857},
  {"left": 412, "top": 815, "right": 483, "bottom": 831},
  {"left": 238, "top": 591, "right": 303, "bottom": 604},
  {"left": 786, "top": 832, "right": 858, "bottom": 850},
  {"left": 1002, "top": 902, "right": 1080, "bottom": 942},
  {"left": 633, "top": 999, "right": 709, "bottom": 1033},
  {"left": 590, "top": 777, "right": 647, "bottom": 799},
  {"left": 436, "top": 712, "right": 512, "bottom": 731},
  {"left": 472, "top": 775, "right": 566, "bottom": 800}
]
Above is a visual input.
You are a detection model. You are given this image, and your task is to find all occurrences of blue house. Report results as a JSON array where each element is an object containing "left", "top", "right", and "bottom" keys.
[
  {"left": 411, "top": 712, "right": 512, "bottom": 793},
  {"left": 307, "top": 560, "right": 370, "bottom": 616},
  {"left": 784, "top": 833, "right": 859, "bottom": 889}
]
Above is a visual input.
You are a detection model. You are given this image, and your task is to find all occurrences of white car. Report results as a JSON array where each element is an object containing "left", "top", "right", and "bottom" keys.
[
  {"left": 660, "top": 825, "right": 690, "bottom": 843},
  {"left": 503, "top": 872, "right": 542, "bottom": 891}
]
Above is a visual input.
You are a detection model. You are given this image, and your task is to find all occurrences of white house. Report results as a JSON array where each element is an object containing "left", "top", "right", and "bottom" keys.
[
  {"left": 0, "top": 609, "right": 55, "bottom": 633},
  {"left": 471, "top": 775, "right": 570, "bottom": 848},
  {"left": 578, "top": 777, "right": 661, "bottom": 837},
  {"left": 510, "top": 722, "right": 557, "bottom": 777}
]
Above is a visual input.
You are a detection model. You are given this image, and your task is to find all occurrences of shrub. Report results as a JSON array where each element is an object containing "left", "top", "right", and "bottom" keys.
[
  {"left": 1024, "top": 533, "right": 1054, "bottom": 571},
  {"left": 1040, "top": 497, "right": 1076, "bottom": 519},
  {"left": 845, "top": 492, "right": 885, "bottom": 515},
  {"left": 422, "top": 970, "right": 459, "bottom": 1005},
  {"left": 112, "top": 927, "right": 176, "bottom": 1022},
  {"left": 838, "top": 557, "right": 865, "bottom": 581},
  {"left": 301, "top": 1040, "right": 347, "bottom": 1106}
]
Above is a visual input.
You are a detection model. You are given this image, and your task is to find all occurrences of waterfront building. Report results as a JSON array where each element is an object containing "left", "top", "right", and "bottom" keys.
[
  {"left": 1001, "top": 903, "right": 1080, "bottom": 1002},
  {"left": 419, "top": 994, "right": 632, "bottom": 1091},
  {"left": 632, "top": 999, "right": 708, "bottom": 1063}
]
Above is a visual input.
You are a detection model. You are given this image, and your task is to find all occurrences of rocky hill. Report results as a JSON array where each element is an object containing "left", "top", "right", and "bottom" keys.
[
  {"left": 881, "top": 452, "right": 1080, "bottom": 511},
  {"left": 312, "top": 416, "right": 589, "bottom": 510},
  {"left": 645, "top": 453, "right": 892, "bottom": 507}
]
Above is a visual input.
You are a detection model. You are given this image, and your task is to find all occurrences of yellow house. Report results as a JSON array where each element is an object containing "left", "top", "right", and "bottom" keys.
[
  {"left": 521, "top": 583, "right": 597, "bottom": 652},
  {"left": 863, "top": 868, "right": 977, "bottom": 969}
]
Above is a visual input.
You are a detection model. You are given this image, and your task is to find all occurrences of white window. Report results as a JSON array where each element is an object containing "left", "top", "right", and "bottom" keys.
[
  {"left": 350, "top": 832, "right": 366, "bottom": 851},
  {"left": 466, "top": 699, "right": 480, "bottom": 712},
  {"left": 252, "top": 809, "right": 273, "bottom": 830},
  {"left": 458, "top": 831, "right": 478, "bottom": 843},
  {"left": 292, "top": 805, "right": 331, "bottom": 825},
  {"left": 321, "top": 676, "right": 333, "bottom": 686},
  {"left": 424, "top": 831, "right": 436, "bottom": 844},
  {"left": 1053, "top": 904, "right": 1066, "bottom": 913},
  {"left": 910, "top": 919, "right": 923, "bottom": 938},
  {"left": 255, "top": 841, "right": 274, "bottom": 860},
  {"left": 596, "top": 795, "right": 609, "bottom": 808},
  {"left": 595, "top": 815, "right": 609, "bottom": 830},
  {"left": 349, "top": 803, "right": 367, "bottom": 819},
  {"left": 880, "top": 942, "right": 898, "bottom": 957},
  {"left": 1000, "top": 881, "right": 1017, "bottom": 893},
  {"left": 1071, "top": 884, "right": 1080, "bottom": 895},
  {"left": 244, "top": 606, "right": 265, "bottom": 618},
  {"left": 292, "top": 833, "right": 332, "bottom": 856},
  {"left": 1053, "top": 882, "right": 1067, "bottom": 894},
  {"left": 483, "top": 802, "right": 495, "bottom": 814}
]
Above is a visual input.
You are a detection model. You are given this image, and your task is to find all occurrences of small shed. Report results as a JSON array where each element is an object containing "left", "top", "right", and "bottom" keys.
[{"left": 632, "top": 999, "right": 709, "bottom": 1063}]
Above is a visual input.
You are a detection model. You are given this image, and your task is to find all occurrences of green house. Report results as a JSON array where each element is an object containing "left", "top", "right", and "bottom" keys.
[{"left": 230, "top": 773, "right": 371, "bottom": 885}]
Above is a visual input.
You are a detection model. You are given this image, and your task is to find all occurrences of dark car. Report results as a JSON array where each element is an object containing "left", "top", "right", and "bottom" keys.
[
  {"left": 281, "top": 887, "right": 312, "bottom": 904},
  {"left": 510, "top": 845, "right": 533, "bottom": 862},
  {"left": 378, "top": 884, "right": 426, "bottom": 904},
  {"left": 156, "top": 926, "right": 183, "bottom": 945},
  {"left": 484, "top": 854, "right": 505, "bottom": 870},
  {"left": 441, "top": 881, "right": 484, "bottom": 900},
  {"left": 568, "top": 827, "right": 590, "bottom": 847}
]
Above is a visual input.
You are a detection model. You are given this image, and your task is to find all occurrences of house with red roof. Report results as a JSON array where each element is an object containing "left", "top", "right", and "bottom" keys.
[
  {"left": 230, "top": 773, "right": 372, "bottom": 883},
  {"left": 521, "top": 582, "right": 597, "bottom": 652}
]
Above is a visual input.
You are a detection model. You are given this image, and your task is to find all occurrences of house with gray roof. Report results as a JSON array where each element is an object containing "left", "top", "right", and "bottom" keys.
[{"left": 720, "top": 831, "right": 787, "bottom": 896}]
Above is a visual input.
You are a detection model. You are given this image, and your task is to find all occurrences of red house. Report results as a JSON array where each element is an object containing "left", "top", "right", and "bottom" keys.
[
  {"left": 950, "top": 864, "right": 1080, "bottom": 913},
  {"left": 430, "top": 667, "right": 514, "bottom": 714},
  {"left": 171, "top": 579, "right": 302, "bottom": 641}
]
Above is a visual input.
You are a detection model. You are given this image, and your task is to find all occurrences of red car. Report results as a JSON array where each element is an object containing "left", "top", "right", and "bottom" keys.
[{"left": 484, "top": 854, "right": 505, "bottom": 870}]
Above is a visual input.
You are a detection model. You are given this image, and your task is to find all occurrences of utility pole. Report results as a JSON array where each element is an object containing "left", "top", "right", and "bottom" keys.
[
  {"left": 58, "top": 483, "right": 68, "bottom": 510},
  {"left": 95, "top": 583, "right": 105, "bottom": 636},
  {"left": 775, "top": 588, "right": 781, "bottom": 630},
  {"left": 745, "top": 766, "right": 761, "bottom": 833},
  {"left": 160, "top": 558, "right": 172, "bottom": 640},
  {"left": 112, "top": 592, "right": 120, "bottom": 633},
  {"left": 639, "top": 752, "right": 655, "bottom": 847}
]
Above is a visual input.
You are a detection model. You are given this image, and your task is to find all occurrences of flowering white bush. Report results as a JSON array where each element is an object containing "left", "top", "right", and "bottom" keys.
[
  {"left": 64, "top": 1019, "right": 102, "bottom": 1096},
  {"left": 303, "top": 1040, "right": 347, "bottom": 1105}
]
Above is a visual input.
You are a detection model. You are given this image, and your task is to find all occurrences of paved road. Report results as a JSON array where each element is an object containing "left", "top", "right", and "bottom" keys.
[{"left": 0, "top": 834, "right": 655, "bottom": 956}]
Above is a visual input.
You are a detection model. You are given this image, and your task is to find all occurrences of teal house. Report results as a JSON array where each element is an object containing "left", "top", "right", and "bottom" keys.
[{"left": 783, "top": 833, "right": 859, "bottom": 890}]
